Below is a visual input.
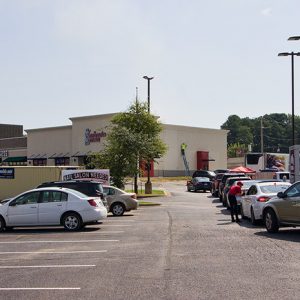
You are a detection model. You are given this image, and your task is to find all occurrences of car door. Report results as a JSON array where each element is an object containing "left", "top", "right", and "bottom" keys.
[
  {"left": 103, "top": 187, "right": 117, "bottom": 209},
  {"left": 277, "top": 182, "right": 300, "bottom": 222},
  {"left": 38, "top": 191, "right": 68, "bottom": 225},
  {"left": 7, "top": 191, "right": 39, "bottom": 226},
  {"left": 243, "top": 186, "right": 257, "bottom": 217}
]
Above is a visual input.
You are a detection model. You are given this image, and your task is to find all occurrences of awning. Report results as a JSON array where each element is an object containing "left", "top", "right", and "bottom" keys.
[
  {"left": 3, "top": 156, "right": 27, "bottom": 163},
  {"left": 71, "top": 151, "right": 92, "bottom": 157},
  {"left": 48, "top": 152, "right": 70, "bottom": 159}
]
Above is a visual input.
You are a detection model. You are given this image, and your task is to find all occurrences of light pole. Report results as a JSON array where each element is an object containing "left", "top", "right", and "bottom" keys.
[
  {"left": 143, "top": 75, "right": 154, "bottom": 194},
  {"left": 278, "top": 51, "right": 300, "bottom": 146},
  {"left": 143, "top": 76, "right": 154, "bottom": 113}
]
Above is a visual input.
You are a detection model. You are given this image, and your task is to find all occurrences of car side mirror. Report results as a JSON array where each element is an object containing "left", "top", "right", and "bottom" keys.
[
  {"left": 277, "top": 192, "right": 285, "bottom": 198},
  {"left": 9, "top": 201, "right": 16, "bottom": 206}
]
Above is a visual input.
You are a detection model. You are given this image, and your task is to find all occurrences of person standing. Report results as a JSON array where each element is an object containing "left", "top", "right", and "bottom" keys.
[{"left": 228, "top": 181, "right": 243, "bottom": 222}]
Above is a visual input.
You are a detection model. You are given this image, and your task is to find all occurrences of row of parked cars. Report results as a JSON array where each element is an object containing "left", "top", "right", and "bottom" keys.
[
  {"left": 190, "top": 169, "right": 300, "bottom": 233},
  {"left": 0, "top": 180, "right": 139, "bottom": 232}
]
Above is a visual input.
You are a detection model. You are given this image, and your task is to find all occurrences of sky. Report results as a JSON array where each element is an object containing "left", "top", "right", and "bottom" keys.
[{"left": 1, "top": 0, "right": 300, "bottom": 131}]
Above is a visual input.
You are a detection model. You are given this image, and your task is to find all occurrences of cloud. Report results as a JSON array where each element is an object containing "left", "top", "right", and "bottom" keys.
[{"left": 261, "top": 7, "right": 272, "bottom": 16}]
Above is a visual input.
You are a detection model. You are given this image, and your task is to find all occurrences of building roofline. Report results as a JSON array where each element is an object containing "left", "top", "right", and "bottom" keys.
[
  {"left": 25, "top": 125, "right": 72, "bottom": 133},
  {"left": 69, "top": 113, "right": 118, "bottom": 121},
  {"left": 162, "top": 123, "right": 229, "bottom": 133}
]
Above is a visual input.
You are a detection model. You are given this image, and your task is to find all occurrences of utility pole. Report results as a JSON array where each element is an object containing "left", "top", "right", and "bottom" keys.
[{"left": 261, "top": 117, "right": 265, "bottom": 169}]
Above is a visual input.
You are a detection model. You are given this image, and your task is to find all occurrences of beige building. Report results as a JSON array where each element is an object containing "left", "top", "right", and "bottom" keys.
[{"left": 24, "top": 113, "right": 228, "bottom": 176}]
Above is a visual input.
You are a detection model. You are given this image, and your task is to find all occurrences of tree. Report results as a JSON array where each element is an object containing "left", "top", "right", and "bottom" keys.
[{"left": 88, "top": 101, "right": 167, "bottom": 191}]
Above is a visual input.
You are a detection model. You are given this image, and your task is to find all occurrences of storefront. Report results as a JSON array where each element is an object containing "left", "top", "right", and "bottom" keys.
[{"left": 25, "top": 113, "right": 228, "bottom": 176}]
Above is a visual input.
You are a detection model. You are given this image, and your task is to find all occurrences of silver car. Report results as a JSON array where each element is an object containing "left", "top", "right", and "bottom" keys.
[
  {"left": 103, "top": 186, "right": 139, "bottom": 216},
  {"left": 241, "top": 181, "right": 291, "bottom": 225}
]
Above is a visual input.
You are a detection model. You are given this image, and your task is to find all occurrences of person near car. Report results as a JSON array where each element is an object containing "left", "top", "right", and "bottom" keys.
[{"left": 228, "top": 181, "right": 243, "bottom": 223}]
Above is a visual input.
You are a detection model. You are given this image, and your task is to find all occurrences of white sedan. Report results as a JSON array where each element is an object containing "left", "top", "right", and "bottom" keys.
[
  {"left": 0, "top": 187, "right": 107, "bottom": 231},
  {"left": 240, "top": 181, "right": 291, "bottom": 225},
  {"left": 103, "top": 186, "right": 139, "bottom": 216}
]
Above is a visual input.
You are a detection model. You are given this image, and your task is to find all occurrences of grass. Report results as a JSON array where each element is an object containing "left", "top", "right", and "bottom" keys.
[{"left": 125, "top": 189, "right": 165, "bottom": 196}]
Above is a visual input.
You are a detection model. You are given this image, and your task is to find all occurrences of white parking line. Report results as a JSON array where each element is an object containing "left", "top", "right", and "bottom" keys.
[
  {"left": 106, "top": 219, "right": 135, "bottom": 222},
  {"left": 98, "top": 224, "right": 132, "bottom": 227},
  {"left": 0, "top": 250, "right": 107, "bottom": 254},
  {"left": 0, "top": 288, "right": 81, "bottom": 290},
  {"left": 0, "top": 265, "right": 96, "bottom": 269},
  {"left": 3, "top": 231, "right": 124, "bottom": 237},
  {"left": 0, "top": 240, "right": 118, "bottom": 244}
]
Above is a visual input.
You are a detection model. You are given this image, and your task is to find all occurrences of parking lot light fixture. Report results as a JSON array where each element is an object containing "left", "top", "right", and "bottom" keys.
[
  {"left": 278, "top": 51, "right": 300, "bottom": 146},
  {"left": 288, "top": 36, "right": 300, "bottom": 41}
]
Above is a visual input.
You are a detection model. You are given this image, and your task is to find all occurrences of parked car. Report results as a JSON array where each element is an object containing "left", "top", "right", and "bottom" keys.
[
  {"left": 37, "top": 180, "right": 108, "bottom": 208},
  {"left": 211, "top": 173, "right": 225, "bottom": 197},
  {"left": 192, "top": 170, "right": 216, "bottom": 181},
  {"left": 187, "top": 177, "right": 212, "bottom": 193},
  {"left": 222, "top": 177, "right": 252, "bottom": 207},
  {"left": 213, "top": 169, "right": 229, "bottom": 174},
  {"left": 0, "top": 187, "right": 107, "bottom": 231},
  {"left": 218, "top": 173, "right": 247, "bottom": 201},
  {"left": 241, "top": 181, "right": 291, "bottom": 225},
  {"left": 262, "top": 181, "right": 300, "bottom": 233},
  {"left": 103, "top": 185, "right": 138, "bottom": 216}
]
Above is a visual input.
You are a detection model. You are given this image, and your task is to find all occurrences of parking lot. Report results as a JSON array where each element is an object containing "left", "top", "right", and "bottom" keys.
[{"left": 1, "top": 181, "right": 300, "bottom": 300}]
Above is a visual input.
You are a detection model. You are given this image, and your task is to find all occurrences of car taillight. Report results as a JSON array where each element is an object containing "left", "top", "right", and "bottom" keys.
[
  {"left": 131, "top": 194, "right": 137, "bottom": 199},
  {"left": 257, "top": 196, "right": 270, "bottom": 202},
  {"left": 88, "top": 199, "right": 98, "bottom": 207}
]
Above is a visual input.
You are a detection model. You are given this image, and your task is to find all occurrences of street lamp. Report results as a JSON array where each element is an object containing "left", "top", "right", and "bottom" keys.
[
  {"left": 278, "top": 51, "right": 300, "bottom": 146},
  {"left": 143, "top": 75, "right": 154, "bottom": 194},
  {"left": 143, "top": 76, "right": 154, "bottom": 113}
]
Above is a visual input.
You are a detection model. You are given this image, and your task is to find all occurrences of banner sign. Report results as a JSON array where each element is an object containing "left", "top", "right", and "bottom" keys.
[
  {"left": 0, "top": 168, "right": 14, "bottom": 179},
  {"left": 61, "top": 169, "right": 110, "bottom": 185}
]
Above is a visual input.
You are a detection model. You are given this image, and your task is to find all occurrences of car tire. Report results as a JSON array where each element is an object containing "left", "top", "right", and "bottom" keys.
[
  {"left": 240, "top": 205, "right": 246, "bottom": 219},
  {"left": 111, "top": 203, "right": 125, "bottom": 216},
  {"left": 250, "top": 208, "right": 257, "bottom": 225},
  {"left": 0, "top": 216, "right": 6, "bottom": 232},
  {"left": 264, "top": 209, "right": 279, "bottom": 233},
  {"left": 62, "top": 213, "right": 82, "bottom": 231}
]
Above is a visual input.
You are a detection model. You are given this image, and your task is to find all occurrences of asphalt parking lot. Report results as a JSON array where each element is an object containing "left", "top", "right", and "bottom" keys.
[{"left": 0, "top": 210, "right": 146, "bottom": 299}]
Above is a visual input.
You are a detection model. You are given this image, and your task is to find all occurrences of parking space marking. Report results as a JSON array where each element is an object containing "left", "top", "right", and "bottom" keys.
[
  {"left": 0, "top": 239, "right": 118, "bottom": 244},
  {"left": 0, "top": 250, "right": 107, "bottom": 254},
  {"left": 0, "top": 288, "right": 81, "bottom": 290},
  {"left": 98, "top": 224, "right": 133, "bottom": 227},
  {"left": 2, "top": 231, "right": 124, "bottom": 237},
  {"left": 106, "top": 219, "right": 135, "bottom": 222},
  {"left": 0, "top": 265, "right": 96, "bottom": 269}
]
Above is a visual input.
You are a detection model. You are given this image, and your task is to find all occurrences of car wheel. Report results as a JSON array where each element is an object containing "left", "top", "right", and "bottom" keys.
[
  {"left": 250, "top": 208, "right": 257, "bottom": 225},
  {"left": 240, "top": 205, "right": 246, "bottom": 219},
  {"left": 111, "top": 203, "right": 125, "bottom": 216},
  {"left": 62, "top": 213, "right": 82, "bottom": 231},
  {"left": 264, "top": 209, "right": 279, "bottom": 233},
  {"left": 0, "top": 216, "right": 6, "bottom": 232}
]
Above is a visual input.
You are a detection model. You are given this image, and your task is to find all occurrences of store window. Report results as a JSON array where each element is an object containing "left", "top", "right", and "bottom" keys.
[{"left": 55, "top": 158, "right": 70, "bottom": 166}]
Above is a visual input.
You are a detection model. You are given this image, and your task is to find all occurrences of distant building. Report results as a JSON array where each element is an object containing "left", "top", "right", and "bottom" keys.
[
  {"left": 0, "top": 124, "right": 27, "bottom": 165},
  {"left": 1, "top": 114, "right": 228, "bottom": 175}
]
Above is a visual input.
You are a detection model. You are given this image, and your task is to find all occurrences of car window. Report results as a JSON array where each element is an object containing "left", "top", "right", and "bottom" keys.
[
  {"left": 285, "top": 183, "right": 300, "bottom": 198},
  {"left": 39, "top": 191, "right": 68, "bottom": 203},
  {"left": 248, "top": 186, "right": 257, "bottom": 195},
  {"left": 13, "top": 192, "right": 39, "bottom": 205},
  {"left": 260, "top": 184, "right": 290, "bottom": 194}
]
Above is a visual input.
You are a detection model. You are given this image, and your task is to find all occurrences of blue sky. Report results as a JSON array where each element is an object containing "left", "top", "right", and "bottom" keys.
[{"left": 1, "top": 0, "right": 300, "bottom": 131}]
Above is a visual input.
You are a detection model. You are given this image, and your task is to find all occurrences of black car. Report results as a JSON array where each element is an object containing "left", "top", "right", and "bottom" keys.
[
  {"left": 192, "top": 170, "right": 216, "bottom": 180},
  {"left": 187, "top": 177, "right": 213, "bottom": 193},
  {"left": 36, "top": 180, "right": 107, "bottom": 208}
]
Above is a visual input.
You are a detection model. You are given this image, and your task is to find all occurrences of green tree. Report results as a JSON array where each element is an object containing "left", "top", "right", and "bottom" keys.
[{"left": 88, "top": 101, "right": 167, "bottom": 191}]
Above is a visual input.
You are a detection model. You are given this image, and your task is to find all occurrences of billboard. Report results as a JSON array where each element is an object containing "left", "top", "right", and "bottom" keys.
[{"left": 61, "top": 169, "right": 110, "bottom": 185}]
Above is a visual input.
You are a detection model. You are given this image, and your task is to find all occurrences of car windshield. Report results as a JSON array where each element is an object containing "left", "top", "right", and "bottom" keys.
[
  {"left": 260, "top": 184, "right": 290, "bottom": 194},
  {"left": 240, "top": 181, "right": 257, "bottom": 188}
]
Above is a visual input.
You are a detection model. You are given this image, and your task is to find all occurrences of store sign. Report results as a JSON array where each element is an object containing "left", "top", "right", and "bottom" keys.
[
  {"left": 0, "top": 168, "right": 14, "bottom": 179},
  {"left": 0, "top": 150, "right": 8, "bottom": 157},
  {"left": 61, "top": 169, "right": 110, "bottom": 185},
  {"left": 84, "top": 128, "right": 107, "bottom": 145}
]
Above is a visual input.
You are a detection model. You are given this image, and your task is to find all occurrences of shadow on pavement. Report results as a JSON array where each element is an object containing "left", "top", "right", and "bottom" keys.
[{"left": 255, "top": 228, "right": 300, "bottom": 243}]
